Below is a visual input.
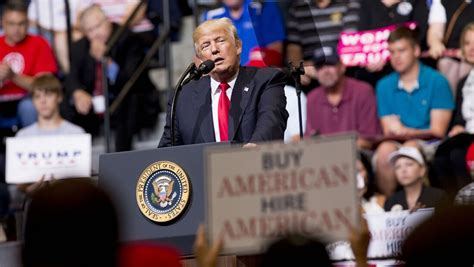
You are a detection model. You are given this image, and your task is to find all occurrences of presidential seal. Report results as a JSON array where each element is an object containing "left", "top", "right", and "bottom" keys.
[{"left": 136, "top": 161, "right": 191, "bottom": 223}]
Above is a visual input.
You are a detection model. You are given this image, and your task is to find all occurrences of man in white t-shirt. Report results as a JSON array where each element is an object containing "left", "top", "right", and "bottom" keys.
[{"left": 16, "top": 74, "right": 84, "bottom": 137}]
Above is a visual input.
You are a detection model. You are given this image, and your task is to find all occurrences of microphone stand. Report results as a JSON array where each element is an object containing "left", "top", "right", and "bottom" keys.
[
  {"left": 64, "top": 0, "right": 72, "bottom": 70},
  {"left": 170, "top": 63, "right": 197, "bottom": 146},
  {"left": 288, "top": 61, "right": 305, "bottom": 139},
  {"left": 101, "top": 58, "right": 112, "bottom": 153}
]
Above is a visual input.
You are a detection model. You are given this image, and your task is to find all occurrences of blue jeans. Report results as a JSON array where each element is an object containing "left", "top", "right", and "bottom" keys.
[
  {"left": 0, "top": 98, "right": 37, "bottom": 129},
  {"left": 17, "top": 97, "right": 37, "bottom": 127}
]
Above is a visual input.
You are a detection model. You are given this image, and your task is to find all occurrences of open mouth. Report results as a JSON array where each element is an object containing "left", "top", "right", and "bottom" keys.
[{"left": 214, "top": 57, "right": 224, "bottom": 64}]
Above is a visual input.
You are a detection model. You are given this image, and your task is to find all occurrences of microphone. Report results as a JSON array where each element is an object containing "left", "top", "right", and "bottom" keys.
[
  {"left": 169, "top": 60, "right": 215, "bottom": 146},
  {"left": 190, "top": 60, "right": 215, "bottom": 80},
  {"left": 181, "top": 60, "right": 215, "bottom": 86}
]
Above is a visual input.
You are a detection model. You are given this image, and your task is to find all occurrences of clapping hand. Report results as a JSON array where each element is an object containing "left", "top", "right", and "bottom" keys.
[
  {"left": 0, "top": 62, "right": 14, "bottom": 82},
  {"left": 193, "top": 224, "right": 223, "bottom": 267}
]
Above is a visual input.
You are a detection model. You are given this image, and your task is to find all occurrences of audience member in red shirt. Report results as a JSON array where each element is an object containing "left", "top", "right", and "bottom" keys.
[{"left": 0, "top": 1, "right": 57, "bottom": 129}]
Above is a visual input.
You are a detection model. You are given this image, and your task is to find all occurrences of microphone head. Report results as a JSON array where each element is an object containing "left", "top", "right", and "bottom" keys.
[{"left": 198, "top": 60, "right": 215, "bottom": 75}]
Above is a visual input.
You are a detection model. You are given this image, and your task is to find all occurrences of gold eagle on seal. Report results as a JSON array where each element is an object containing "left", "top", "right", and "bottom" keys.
[{"left": 151, "top": 176, "right": 177, "bottom": 207}]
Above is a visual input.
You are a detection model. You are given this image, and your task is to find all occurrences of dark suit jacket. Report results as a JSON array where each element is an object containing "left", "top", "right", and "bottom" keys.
[
  {"left": 384, "top": 186, "right": 447, "bottom": 211},
  {"left": 63, "top": 24, "right": 160, "bottom": 150},
  {"left": 65, "top": 24, "right": 146, "bottom": 99},
  {"left": 159, "top": 66, "right": 288, "bottom": 147}
]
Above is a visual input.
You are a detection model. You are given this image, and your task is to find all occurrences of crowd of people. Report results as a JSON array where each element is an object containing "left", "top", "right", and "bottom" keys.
[
  {"left": 0, "top": 0, "right": 473, "bottom": 265},
  {"left": 194, "top": 0, "right": 474, "bottom": 210}
]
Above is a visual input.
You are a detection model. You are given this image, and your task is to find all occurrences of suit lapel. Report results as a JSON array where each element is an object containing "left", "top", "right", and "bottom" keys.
[
  {"left": 229, "top": 67, "right": 256, "bottom": 141},
  {"left": 192, "top": 77, "right": 215, "bottom": 143}
]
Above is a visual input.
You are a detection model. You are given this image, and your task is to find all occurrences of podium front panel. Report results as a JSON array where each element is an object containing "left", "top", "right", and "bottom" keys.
[{"left": 99, "top": 143, "right": 225, "bottom": 255}]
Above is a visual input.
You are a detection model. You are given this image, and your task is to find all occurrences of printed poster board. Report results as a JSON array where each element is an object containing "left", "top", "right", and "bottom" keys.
[
  {"left": 206, "top": 134, "right": 358, "bottom": 255},
  {"left": 6, "top": 134, "right": 91, "bottom": 184}
]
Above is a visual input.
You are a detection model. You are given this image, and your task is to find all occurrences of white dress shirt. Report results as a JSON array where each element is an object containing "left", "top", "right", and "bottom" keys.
[
  {"left": 284, "top": 85, "right": 307, "bottom": 142},
  {"left": 210, "top": 76, "right": 237, "bottom": 142}
]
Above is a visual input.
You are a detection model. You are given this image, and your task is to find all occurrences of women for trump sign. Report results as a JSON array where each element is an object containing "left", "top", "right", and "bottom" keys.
[
  {"left": 205, "top": 134, "right": 359, "bottom": 255},
  {"left": 338, "top": 23, "right": 417, "bottom": 67}
]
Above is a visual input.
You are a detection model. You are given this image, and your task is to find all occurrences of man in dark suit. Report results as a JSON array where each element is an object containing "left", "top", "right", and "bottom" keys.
[
  {"left": 159, "top": 18, "right": 288, "bottom": 147},
  {"left": 65, "top": 4, "right": 159, "bottom": 151}
]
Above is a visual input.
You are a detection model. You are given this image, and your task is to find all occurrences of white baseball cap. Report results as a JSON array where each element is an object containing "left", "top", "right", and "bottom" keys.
[{"left": 389, "top": 147, "right": 425, "bottom": 166}]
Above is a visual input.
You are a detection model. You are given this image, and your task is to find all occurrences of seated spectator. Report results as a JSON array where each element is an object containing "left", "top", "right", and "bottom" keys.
[
  {"left": 16, "top": 74, "right": 84, "bottom": 137},
  {"left": 357, "top": 152, "right": 385, "bottom": 214},
  {"left": 454, "top": 142, "right": 474, "bottom": 205},
  {"left": 286, "top": 0, "right": 359, "bottom": 89},
  {"left": 384, "top": 147, "right": 447, "bottom": 211},
  {"left": 65, "top": 4, "right": 159, "bottom": 151},
  {"left": 355, "top": 0, "right": 429, "bottom": 87},
  {"left": 305, "top": 46, "right": 381, "bottom": 150},
  {"left": 374, "top": 26, "right": 454, "bottom": 199},
  {"left": 10, "top": 74, "right": 84, "bottom": 213},
  {"left": 76, "top": 0, "right": 156, "bottom": 48},
  {"left": 449, "top": 22, "right": 474, "bottom": 136},
  {"left": 427, "top": 0, "right": 473, "bottom": 92},
  {"left": 431, "top": 23, "right": 474, "bottom": 197},
  {"left": 202, "top": 0, "right": 285, "bottom": 67},
  {"left": 0, "top": 1, "right": 58, "bottom": 131}
]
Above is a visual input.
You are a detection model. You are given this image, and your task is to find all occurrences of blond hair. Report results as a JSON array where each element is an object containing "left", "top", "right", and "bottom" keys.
[
  {"left": 192, "top": 18, "right": 241, "bottom": 56},
  {"left": 461, "top": 22, "right": 474, "bottom": 57}
]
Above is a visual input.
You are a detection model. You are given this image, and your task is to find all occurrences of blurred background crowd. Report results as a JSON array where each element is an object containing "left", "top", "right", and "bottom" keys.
[{"left": 0, "top": 0, "right": 473, "bottom": 266}]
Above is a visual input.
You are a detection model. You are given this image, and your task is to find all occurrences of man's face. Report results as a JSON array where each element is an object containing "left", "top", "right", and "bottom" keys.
[
  {"left": 196, "top": 28, "right": 241, "bottom": 81},
  {"left": 81, "top": 10, "right": 112, "bottom": 44},
  {"left": 388, "top": 39, "right": 419, "bottom": 74},
  {"left": 33, "top": 90, "right": 61, "bottom": 120},
  {"left": 462, "top": 30, "right": 474, "bottom": 64},
  {"left": 2, "top": 10, "right": 28, "bottom": 45},
  {"left": 314, "top": 63, "right": 344, "bottom": 88},
  {"left": 223, "top": 0, "right": 244, "bottom": 9}
]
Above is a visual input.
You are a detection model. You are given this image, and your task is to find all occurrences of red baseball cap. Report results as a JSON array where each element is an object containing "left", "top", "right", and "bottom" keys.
[
  {"left": 120, "top": 243, "right": 181, "bottom": 267},
  {"left": 246, "top": 47, "right": 283, "bottom": 68}
]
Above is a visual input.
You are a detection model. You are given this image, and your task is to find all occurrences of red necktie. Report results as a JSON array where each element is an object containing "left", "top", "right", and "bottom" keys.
[
  {"left": 218, "top": 82, "right": 230, "bottom": 141},
  {"left": 93, "top": 61, "right": 103, "bottom": 96}
]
